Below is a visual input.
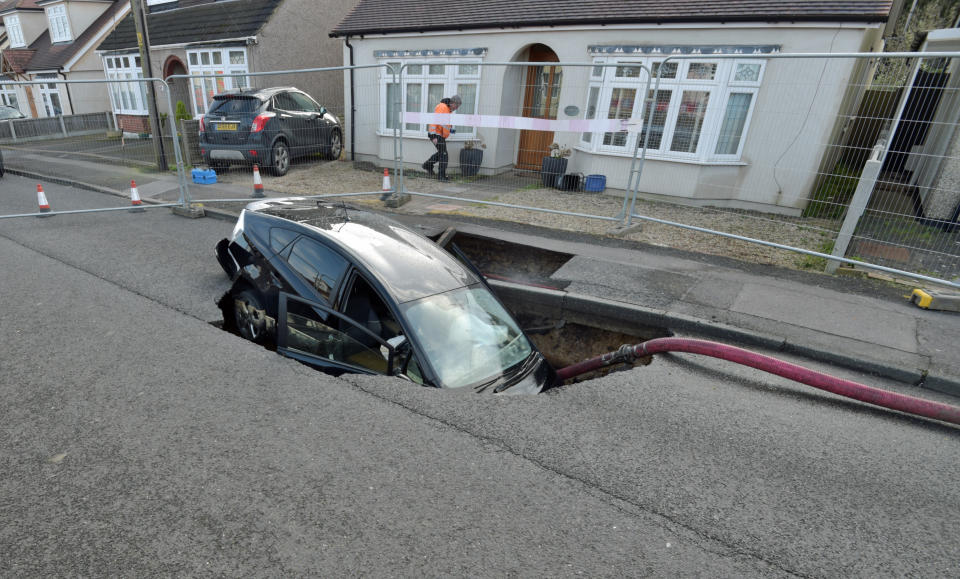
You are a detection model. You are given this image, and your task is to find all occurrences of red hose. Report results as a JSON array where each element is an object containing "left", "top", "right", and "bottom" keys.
[{"left": 556, "top": 337, "right": 960, "bottom": 426}]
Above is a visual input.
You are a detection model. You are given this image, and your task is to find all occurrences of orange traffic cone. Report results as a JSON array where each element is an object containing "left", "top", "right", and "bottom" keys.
[
  {"left": 129, "top": 180, "right": 145, "bottom": 212},
  {"left": 252, "top": 164, "right": 265, "bottom": 198},
  {"left": 36, "top": 184, "right": 52, "bottom": 217},
  {"left": 382, "top": 168, "right": 391, "bottom": 193}
]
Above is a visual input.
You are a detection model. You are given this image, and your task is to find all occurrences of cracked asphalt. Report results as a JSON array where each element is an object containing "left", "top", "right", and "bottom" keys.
[{"left": 2, "top": 176, "right": 959, "bottom": 576}]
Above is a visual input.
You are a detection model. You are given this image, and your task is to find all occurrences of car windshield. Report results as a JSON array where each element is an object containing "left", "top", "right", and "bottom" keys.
[
  {"left": 208, "top": 96, "right": 260, "bottom": 115},
  {"left": 401, "top": 285, "right": 533, "bottom": 389}
]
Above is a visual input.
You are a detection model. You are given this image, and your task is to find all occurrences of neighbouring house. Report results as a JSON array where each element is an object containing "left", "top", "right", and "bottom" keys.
[
  {"left": 95, "top": 0, "right": 356, "bottom": 137},
  {"left": 0, "top": 0, "right": 127, "bottom": 118},
  {"left": 331, "top": 0, "right": 902, "bottom": 215}
]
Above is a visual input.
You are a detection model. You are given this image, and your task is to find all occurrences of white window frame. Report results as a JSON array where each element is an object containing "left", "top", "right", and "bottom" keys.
[
  {"left": 0, "top": 82, "right": 20, "bottom": 110},
  {"left": 36, "top": 74, "right": 63, "bottom": 117},
  {"left": 103, "top": 53, "right": 149, "bottom": 115},
  {"left": 581, "top": 56, "right": 765, "bottom": 163},
  {"left": 186, "top": 47, "right": 249, "bottom": 116},
  {"left": 46, "top": 4, "right": 72, "bottom": 43},
  {"left": 378, "top": 56, "right": 482, "bottom": 138},
  {"left": 4, "top": 14, "right": 25, "bottom": 48}
]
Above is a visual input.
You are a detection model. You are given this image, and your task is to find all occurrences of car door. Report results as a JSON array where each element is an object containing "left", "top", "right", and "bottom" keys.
[
  {"left": 288, "top": 91, "right": 326, "bottom": 154},
  {"left": 271, "top": 92, "right": 309, "bottom": 156},
  {"left": 277, "top": 292, "right": 400, "bottom": 376}
]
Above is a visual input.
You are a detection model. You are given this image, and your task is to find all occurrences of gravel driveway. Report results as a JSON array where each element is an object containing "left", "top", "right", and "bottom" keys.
[{"left": 216, "top": 159, "right": 842, "bottom": 272}]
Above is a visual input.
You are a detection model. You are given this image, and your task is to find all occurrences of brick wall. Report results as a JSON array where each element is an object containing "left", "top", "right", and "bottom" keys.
[{"left": 116, "top": 114, "right": 151, "bottom": 134}]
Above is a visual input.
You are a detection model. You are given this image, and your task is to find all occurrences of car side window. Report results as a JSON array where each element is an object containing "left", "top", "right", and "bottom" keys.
[
  {"left": 340, "top": 274, "right": 424, "bottom": 384},
  {"left": 289, "top": 92, "right": 320, "bottom": 113},
  {"left": 286, "top": 237, "right": 348, "bottom": 302},
  {"left": 273, "top": 93, "right": 298, "bottom": 112},
  {"left": 269, "top": 227, "right": 299, "bottom": 253},
  {"left": 341, "top": 274, "right": 402, "bottom": 345}
]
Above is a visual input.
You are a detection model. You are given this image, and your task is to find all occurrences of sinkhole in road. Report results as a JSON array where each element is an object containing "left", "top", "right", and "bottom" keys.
[
  {"left": 213, "top": 231, "right": 667, "bottom": 380},
  {"left": 450, "top": 232, "right": 667, "bottom": 379}
]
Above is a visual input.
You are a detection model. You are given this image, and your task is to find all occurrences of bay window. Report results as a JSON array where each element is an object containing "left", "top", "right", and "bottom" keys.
[
  {"left": 187, "top": 47, "right": 249, "bottom": 115},
  {"left": 380, "top": 53, "right": 482, "bottom": 137},
  {"left": 0, "top": 81, "right": 19, "bottom": 109},
  {"left": 582, "top": 54, "right": 766, "bottom": 162},
  {"left": 36, "top": 75, "right": 63, "bottom": 117},
  {"left": 103, "top": 54, "right": 149, "bottom": 115}
]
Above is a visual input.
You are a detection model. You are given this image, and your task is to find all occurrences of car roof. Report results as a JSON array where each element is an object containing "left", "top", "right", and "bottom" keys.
[
  {"left": 213, "top": 86, "right": 301, "bottom": 100},
  {"left": 243, "top": 197, "right": 478, "bottom": 303}
]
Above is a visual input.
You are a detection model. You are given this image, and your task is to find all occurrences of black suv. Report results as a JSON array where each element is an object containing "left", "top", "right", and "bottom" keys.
[
  {"left": 215, "top": 198, "right": 558, "bottom": 394},
  {"left": 199, "top": 87, "right": 342, "bottom": 176}
]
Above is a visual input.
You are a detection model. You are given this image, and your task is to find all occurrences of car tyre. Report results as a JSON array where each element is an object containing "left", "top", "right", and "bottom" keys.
[
  {"left": 271, "top": 140, "right": 290, "bottom": 176},
  {"left": 233, "top": 288, "right": 271, "bottom": 344},
  {"left": 325, "top": 129, "right": 342, "bottom": 160}
]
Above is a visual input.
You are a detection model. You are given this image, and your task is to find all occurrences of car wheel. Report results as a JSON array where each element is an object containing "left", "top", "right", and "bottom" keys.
[
  {"left": 271, "top": 140, "right": 290, "bottom": 176},
  {"left": 325, "top": 130, "right": 342, "bottom": 160},
  {"left": 233, "top": 288, "right": 270, "bottom": 344}
]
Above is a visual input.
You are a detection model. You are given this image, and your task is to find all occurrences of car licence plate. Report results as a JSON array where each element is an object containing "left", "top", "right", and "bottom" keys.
[{"left": 217, "top": 123, "right": 238, "bottom": 131}]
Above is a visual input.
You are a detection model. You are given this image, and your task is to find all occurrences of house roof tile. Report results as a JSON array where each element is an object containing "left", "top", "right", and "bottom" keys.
[
  {"left": 21, "top": 0, "right": 126, "bottom": 70},
  {"left": 1, "top": 47, "right": 34, "bottom": 73},
  {"left": 97, "top": 0, "right": 283, "bottom": 52},
  {"left": 0, "top": 0, "right": 43, "bottom": 15},
  {"left": 331, "top": 0, "right": 893, "bottom": 37}
]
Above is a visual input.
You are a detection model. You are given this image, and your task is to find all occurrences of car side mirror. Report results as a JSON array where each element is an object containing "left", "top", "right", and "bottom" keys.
[
  {"left": 318, "top": 106, "right": 327, "bottom": 116},
  {"left": 386, "top": 335, "right": 410, "bottom": 375},
  {"left": 387, "top": 335, "right": 408, "bottom": 352}
]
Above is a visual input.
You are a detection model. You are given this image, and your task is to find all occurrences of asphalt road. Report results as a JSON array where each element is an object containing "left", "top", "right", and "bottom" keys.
[{"left": 2, "top": 175, "right": 959, "bottom": 576}]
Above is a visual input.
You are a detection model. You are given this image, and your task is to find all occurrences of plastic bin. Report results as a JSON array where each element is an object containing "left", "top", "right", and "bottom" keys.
[
  {"left": 191, "top": 168, "right": 217, "bottom": 184},
  {"left": 584, "top": 174, "right": 606, "bottom": 192}
]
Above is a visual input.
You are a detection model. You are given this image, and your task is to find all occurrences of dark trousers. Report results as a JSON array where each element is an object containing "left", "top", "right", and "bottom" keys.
[{"left": 425, "top": 134, "right": 448, "bottom": 177}]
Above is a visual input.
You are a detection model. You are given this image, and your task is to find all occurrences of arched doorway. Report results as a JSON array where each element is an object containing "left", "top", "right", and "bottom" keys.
[
  {"left": 163, "top": 56, "right": 190, "bottom": 117},
  {"left": 517, "top": 44, "right": 561, "bottom": 170}
]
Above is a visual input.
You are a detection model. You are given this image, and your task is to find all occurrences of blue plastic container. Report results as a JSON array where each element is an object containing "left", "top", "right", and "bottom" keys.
[
  {"left": 192, "top": 168, "right": 217, "bottom": 184},
  {"left": 584, "top": 174, "right": 606, "bottom": 192}
]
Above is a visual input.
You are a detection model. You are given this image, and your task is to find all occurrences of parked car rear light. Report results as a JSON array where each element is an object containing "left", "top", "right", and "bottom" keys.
[
  {"left": 251, "top": 112, "right": 276, "bottom": 133},
  {"left": 249, "top": 150, "right": 258, "bottom": 157},
  {"left": 198, "top": 114, "right": 205, "bottom": 136}
]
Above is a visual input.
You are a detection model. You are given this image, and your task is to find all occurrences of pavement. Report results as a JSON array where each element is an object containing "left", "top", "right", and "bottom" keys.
[{"left": 6, "top": 157, "right": 960, "bottom": 397}]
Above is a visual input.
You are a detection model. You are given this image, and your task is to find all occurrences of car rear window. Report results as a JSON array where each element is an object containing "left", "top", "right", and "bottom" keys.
[{"left": 208, "top": 96, "right": 261, "bottom": 115}]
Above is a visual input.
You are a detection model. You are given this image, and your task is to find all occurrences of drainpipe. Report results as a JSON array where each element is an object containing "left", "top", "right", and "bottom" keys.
[
  {"left": 57, "top": 69, "right": 74, "bottom": 114},
  {"left": 345, "top": 35, "right": 356, "bottom": 161}
]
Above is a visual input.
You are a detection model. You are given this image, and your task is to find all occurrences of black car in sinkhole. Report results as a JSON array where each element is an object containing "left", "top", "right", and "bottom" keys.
[{"left": 215, "top": 198, "right": 557, "bottom": 393}]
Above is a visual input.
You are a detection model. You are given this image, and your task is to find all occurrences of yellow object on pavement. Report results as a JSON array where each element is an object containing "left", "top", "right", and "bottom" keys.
[{"left": 910, "top": 288, "right": 960, "bottom": 312}]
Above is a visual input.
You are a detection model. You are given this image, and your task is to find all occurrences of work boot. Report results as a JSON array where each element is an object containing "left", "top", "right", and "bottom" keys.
[
  {"left": 422, "top": 162, "right": 434, "bottom": 175},
  {"left": 437, "top": 175, "right": 451, "bottom": 183}
]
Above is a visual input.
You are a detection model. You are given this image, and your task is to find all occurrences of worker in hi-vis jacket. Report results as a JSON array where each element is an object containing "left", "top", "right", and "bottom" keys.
[{"left": 422, "top": 94, "right": 462, "bottom": 182}]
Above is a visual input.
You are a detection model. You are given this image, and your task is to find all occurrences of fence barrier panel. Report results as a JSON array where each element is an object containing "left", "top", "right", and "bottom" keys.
[
  {"left": 375, "top": 54, "right": 959, "bottom": 287},
  {"left": 2, "top": 56, "right": 958, "bottom": 288}
]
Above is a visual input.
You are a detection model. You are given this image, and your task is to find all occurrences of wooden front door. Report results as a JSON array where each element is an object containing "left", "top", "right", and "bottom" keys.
[{"left": 517, "top": 45, "right": 561, "bottom": 170}]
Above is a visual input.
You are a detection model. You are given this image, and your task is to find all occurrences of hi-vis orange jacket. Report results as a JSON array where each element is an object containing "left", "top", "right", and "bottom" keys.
[{"left": 428, "top": 102, "right": 453, "bottom": 139}]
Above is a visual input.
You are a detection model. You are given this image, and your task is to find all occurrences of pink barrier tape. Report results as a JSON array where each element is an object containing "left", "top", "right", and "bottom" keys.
[{"left": 404, "top": 112, "right": 641, "bottom": 132}]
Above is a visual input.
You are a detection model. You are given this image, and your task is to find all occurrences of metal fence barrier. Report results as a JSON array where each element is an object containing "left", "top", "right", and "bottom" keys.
[
  {"left": 376, "top": 53, "right": 959, "bottom": 288},
  {"left": 1, "top": 56, "right": 958, "bottom": 290}
]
